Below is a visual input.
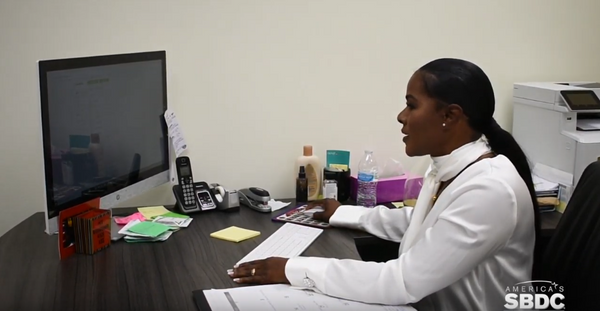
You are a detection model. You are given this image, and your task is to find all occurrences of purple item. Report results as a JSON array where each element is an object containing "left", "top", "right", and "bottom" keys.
[
  {"left": 350, "top": 174, "right": 423, "bottom": 204},
  {"left": 272, "top": 204, "right": 330, "bottom": 228}
]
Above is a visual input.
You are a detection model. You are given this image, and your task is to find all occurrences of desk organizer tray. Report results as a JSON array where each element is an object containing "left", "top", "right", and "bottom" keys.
[{"left": 272, "top": 204, "right": 330, "bottom": 228}]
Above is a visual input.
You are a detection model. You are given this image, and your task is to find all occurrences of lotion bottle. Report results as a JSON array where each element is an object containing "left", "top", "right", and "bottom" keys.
[{"left": 296, "top": 145, "right": 321, "bottom": 201}]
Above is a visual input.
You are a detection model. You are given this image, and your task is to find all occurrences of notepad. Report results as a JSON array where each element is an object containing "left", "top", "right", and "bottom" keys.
[
  {"left": 137, "top": 206, "right": 170, "bottom": 219},
  {"left": 162, "top": 211, "right": 189, "bottom": 219},
  {"left": 114, "top": 212, "right": 146, "bottom": 225},
  {"left": 210, "top": 226, "right": 260, "bottom": 243},
  {"left": 128, "top": 221, "right": 171, "bottom": 238}
]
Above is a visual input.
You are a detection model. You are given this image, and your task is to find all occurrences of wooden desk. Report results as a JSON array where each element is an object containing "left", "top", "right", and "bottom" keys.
[
  {"left": 0, "top": 201, "right": 363, "bottom": 311},
  {"left": 0, "top": 201, "right": 560, "bottom": 311}
]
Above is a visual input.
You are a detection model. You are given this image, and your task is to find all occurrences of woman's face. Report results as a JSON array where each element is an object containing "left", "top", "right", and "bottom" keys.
[{"left": 397, "top": 72, "right": 447, "bottom": 157}]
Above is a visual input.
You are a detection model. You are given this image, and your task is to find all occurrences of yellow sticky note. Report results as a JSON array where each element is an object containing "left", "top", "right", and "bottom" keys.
[
  {"left": 392, "top": 202, "right": 404, "bottom": 208},
  {"left": 210, "top": 226, "right": 261, "bottom": 243},
  {"left": 137, "top": 206, "right": 170, "bottom": 219}
]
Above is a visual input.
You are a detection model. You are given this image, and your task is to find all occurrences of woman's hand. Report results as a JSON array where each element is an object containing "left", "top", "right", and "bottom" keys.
[
  {"left": 228, "top": 257, "right": 290, "bottom": 285},
  {"left": 306, "top": 199, "right": 341, "bottom": 222}
]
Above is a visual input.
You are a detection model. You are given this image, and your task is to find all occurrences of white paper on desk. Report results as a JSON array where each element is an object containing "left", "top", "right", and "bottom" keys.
[
  {"left": 164, "top": 109, "right": 188, "bottom": 157},
  {"left": 124, "top": 230, "right": 173, "bottom": 242},
  {"left": 203, "top": 284, "right": 415, "bottom": 311},
  {"left": 118, "top": 219, "right": 148, "bottom": 237},
  {"left": 152, "top": 216, "right": 193, "bottom": 228},
  {"left": 268, "top": 199, "right": 290, "bottom": 212}
]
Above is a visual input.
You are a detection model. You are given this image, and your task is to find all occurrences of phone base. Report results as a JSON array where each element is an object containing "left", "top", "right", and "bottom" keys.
[{"left": 172, "top": 183, "right": 217, "bottom": 214}]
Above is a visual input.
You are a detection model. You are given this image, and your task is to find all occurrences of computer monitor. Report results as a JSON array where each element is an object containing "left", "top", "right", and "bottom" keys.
[{"left": 38, "top": 51, "right": 170, "bottom": 234}]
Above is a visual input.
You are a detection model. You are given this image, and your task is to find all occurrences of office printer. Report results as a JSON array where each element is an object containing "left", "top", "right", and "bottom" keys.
[{"left": 512, "top": 82, "right": 600, "bottom": 193}]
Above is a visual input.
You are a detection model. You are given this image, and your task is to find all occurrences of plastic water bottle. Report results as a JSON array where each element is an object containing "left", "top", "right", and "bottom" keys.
[{"left": 357, "top": 150, "right": 378, "bottom": 207}]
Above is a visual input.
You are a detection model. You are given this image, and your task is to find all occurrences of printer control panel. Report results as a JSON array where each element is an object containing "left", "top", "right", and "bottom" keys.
[{"left": 560, "top": 90, "right": 600, "bottom": 112}]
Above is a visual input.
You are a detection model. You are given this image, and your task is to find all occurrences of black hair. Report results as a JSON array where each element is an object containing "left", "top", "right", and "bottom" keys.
[{"left": 417, "top": 58, "right": 541, "bottom": 278}]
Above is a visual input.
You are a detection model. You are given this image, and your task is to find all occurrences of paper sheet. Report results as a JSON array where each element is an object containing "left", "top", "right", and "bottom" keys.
[
  {"left": 124, "top": 231, "right": 173, "bottom": 243},
  {"left": 118, "top": 219, "right": 174, "bottom": 242},
  {"left": 137, "top": 206, "right": 170, "bottom": 219},
  {"left": 127, "top": 221, "right": 171, "bottom": 238},
  {"left": 162, "top": 211, "right": 189, "bottom": 219},
  {"left": 532, "top": 163, "right": 573, "bottom": 187},
  {"left": 577, "top": 119, "right": 600, "bottom": 131},
  {"left": 532, "top": 175, "right": 559, "bottom": 192},
  {"left": 152, "top": 216, "right": 193, "bottom": 228},
  {"left": 268, "top": 199, "right": 290, "bottom": 212},
  {"left": 203, "top": 284, "right": 415, "bottom": 311},
  {"left": 118, "top": 219, "right": 145, "bottom": 237},
  {"left": 164, "top": 109, "right": 188, "bottom": 157},
  {"left": 114, "top": 212, "right": 146, "bottom": 225},
  {"left": 391, "top": 202, "right": 404, "bottom": 208}
]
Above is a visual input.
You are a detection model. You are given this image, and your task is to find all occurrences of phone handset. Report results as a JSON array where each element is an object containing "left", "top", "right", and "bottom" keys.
[{"left": 175, "top": 156, "right": 198, "bottom": 211}]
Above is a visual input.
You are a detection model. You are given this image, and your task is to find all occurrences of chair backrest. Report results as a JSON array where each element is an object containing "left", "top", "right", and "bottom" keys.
[
  {"left": 540, "top": 161, "right": 600, "bottom": 309},
  {"left": 354, "top": 235, "right": 400, "bottom": 262}
]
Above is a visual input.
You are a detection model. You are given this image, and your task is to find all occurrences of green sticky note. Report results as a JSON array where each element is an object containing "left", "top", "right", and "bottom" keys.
[
  {"left": 128, "top": 221, "right": 171, "bottom": 237},
  {"left": 162, "top": 212, "right": 189, "bottom": 219}
]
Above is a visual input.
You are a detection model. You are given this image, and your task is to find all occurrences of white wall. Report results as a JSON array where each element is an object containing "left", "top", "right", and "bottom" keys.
[{"left": 1, "top": 0, "right": 599, "bottom": 237}]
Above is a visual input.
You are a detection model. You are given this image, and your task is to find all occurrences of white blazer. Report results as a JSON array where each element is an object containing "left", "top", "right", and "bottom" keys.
[{"left": 284, "top": 155, "right": 535, "bottom": 311}]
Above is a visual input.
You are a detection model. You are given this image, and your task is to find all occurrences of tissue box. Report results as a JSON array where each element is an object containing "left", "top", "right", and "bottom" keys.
[{"left": 349, "top": 174, "right": 423, "bottom": 204}]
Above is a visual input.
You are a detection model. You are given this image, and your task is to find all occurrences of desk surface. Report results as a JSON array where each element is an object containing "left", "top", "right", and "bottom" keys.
[
  {"left": 0, "top": 201, "right": 364, "bottom": 311},
  {"left": 0, "top": 201, "right": 561, "bottom": 311}
]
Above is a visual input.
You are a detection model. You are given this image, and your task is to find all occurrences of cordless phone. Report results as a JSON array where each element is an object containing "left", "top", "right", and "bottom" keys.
[{"left": 175, "top": 156, "right": 198, "bottom": 211}]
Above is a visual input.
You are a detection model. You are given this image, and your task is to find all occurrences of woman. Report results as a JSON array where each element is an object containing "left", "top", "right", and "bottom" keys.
[{"left": 229, "top": 58, "right": 540, "bottom": 311}]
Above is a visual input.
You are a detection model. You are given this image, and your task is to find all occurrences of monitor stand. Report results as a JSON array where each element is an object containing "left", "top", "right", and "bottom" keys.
[{"left": 45, "top": 172, "right": 174, "bottom": 235}]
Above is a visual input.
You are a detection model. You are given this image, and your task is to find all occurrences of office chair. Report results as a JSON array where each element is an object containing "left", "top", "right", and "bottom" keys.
[
  {"left": 538, "top": 161, "right": 600, "bottom": 309},
  {"left": 354, "top": 235, "right": 399, "bottom": 262}
]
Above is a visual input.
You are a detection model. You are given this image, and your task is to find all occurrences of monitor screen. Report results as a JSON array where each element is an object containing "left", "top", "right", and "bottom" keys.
[
  {"left": 560, "top": 90, "right": 600, "bottom": 111},
  {"left": 39, "top": 51, "right": 169, "bottom": 219}
]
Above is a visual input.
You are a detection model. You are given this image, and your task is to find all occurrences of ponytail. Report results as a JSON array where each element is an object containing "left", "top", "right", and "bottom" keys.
[{"left": 483, "top": 118, "right": 542, "bottom": 278}]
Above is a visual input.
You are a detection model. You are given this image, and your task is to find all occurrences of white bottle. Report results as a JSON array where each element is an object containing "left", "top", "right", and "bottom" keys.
[{"left": 295, "top": 145, "right": 321, "bottom": 201}]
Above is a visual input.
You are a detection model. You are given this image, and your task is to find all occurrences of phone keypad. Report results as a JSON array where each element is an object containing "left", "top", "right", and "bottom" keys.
[{"left": 181, "top": 177, "right": 195, "bottom": 208}]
